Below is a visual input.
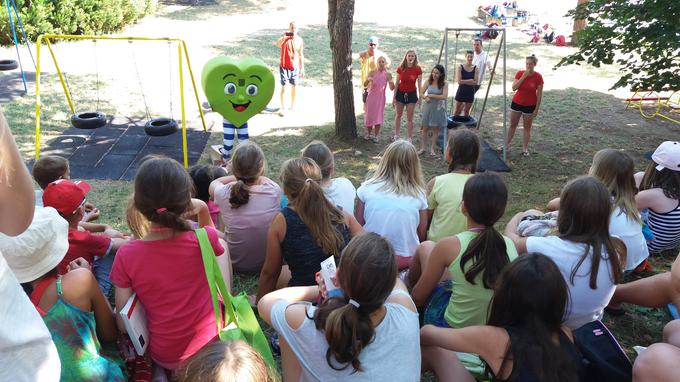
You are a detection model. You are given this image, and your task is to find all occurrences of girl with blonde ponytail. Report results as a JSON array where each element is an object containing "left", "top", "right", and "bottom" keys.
[
  {"left": 258, "top": 233, "right": 421, "bottom": 381},
  {"left": 255, "top": 158, "right": 362, "bottom": 301},
  {"left": 210, "top": 143, "right": 282, "bottom": 273}
]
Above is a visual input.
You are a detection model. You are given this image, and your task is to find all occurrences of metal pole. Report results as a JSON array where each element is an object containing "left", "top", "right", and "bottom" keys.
[
  {"left": 5, "top": 0, "right": 27, "bottom": 93},
  {"left": 503, "top": 29, "right": 507, "bottom": 162},
  {"left": 178, "top": 42, "right": 189, "bottom": 168},
  {"left": 35, "top": 35, "right": 43, "bottom": 160},
  {"left": 444, "top": 28, "right": 449, "bottom": 81},
  {"left": 45, "top": 39, "right": 75, "bottom": 114},
  {"left": 10, "top": 0, "right": 35, "bottom": 67}
]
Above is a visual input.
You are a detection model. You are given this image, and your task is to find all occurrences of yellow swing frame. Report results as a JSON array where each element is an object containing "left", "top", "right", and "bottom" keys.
[{"left": 34, "top": 34, "right": 207, "bottom": 167}]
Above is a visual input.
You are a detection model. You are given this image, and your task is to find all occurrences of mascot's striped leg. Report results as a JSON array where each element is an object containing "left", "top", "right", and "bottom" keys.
[{"left": 222, "top": 120, "right": 249, "bottom": 160}]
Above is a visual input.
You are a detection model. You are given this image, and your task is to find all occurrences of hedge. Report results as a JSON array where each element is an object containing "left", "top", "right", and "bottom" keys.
[{"left": 0, "top": 0, "right": 158, "bottom": 46}]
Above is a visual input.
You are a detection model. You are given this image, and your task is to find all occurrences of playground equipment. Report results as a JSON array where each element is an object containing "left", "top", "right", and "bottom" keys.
[
  {"left": 34, "top": 34, "right": 207, "bottom": 167},
  {"left": 1, "top": 0, "right": 36, "bottom": 93},
  {"left": 437, "top": 26, "right": 507, "bottom": 160},
  {"left": 625, "top": 89, "right": 680, "bottom": 126}
]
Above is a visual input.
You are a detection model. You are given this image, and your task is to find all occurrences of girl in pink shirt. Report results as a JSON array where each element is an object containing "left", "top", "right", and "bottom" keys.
[{"left": 110, "top": 157, "right": 232, "bottom": 371}]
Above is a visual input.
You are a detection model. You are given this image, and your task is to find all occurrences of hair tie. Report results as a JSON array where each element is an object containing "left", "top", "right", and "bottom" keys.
[
  {"left": 156, "top": 207, "right": 167, "bottom": 214},
  {"left": 305, "top": 178, "right": 314, "bottom": 184},
  {"left": 348, "top": 299, "right": 360, "bottom": 308}
]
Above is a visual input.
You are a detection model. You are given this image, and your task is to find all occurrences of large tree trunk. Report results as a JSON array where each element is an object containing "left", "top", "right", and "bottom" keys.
[
  {"left": 328, "top": 0, "right": 356, "bottom": 140},
  {"left": 572, "top": 0, "right": 588, "bottom": 45}
]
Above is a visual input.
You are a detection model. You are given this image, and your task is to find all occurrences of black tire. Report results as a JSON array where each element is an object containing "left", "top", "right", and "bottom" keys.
[
  {"left": 71, "top": 111, "right": 107, "bottom": 129},
  {"left": 447, "top": 116, "right": 462, "bottom": 129},
  {"left": 450, "top": 115, "right": 477, "bottom": 128},
  {"left": 145, "top": 118, "right": 178, "bottom": 137},
  {"left": 0, "top": 59, "right": 19, "bottom": 71}
]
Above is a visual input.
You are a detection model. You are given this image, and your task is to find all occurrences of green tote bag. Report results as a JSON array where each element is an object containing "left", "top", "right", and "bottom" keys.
[{"left": 195, "top": 228, "right": 275, "bottom": 366}]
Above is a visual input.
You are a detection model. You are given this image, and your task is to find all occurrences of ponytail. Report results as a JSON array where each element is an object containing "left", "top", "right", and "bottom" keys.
[
  {"left": 460, "top": 226, "right": 510, "bottom": 288},
  {"left": 229, "top": 143, "right": 266, "bottom": 209},
  {"left": 229, "top": 178, "right": 251, "bottom": 208},
  {"left": 295, "top": 178, "right": 345, "bottom": 256},
  {"left": 155, "top": 208, "right": 192, "bottom": 232},
  {"left": 311, "top": 233, "right": 397, "bottom": 372}
]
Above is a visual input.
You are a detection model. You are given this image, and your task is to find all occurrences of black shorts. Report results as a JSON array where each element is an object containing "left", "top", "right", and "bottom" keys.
[
  {"left": 474, "top": 85, "right": 481, "bottom": 93},
  {"left": 395, "top": 90, "right": 418, "bottom": 104},
  {"left": 510, "top": 101, "right": 536, "bottom": 114},
  {"left": 279, "top": 67, "right": 298, "bottom": 85}
]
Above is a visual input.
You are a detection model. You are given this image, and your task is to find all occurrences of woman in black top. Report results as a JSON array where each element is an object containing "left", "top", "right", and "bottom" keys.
[{"left": 255, "top": 158, "right": 362, "bottom": 301}]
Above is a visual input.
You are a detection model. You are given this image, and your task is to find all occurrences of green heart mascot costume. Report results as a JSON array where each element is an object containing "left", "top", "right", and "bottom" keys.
[{"left": 201, "top": 57, "right": 275, "bottom": 160}]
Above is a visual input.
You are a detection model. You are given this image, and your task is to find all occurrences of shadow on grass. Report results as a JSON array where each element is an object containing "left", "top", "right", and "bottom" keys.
[{"left": 159, "top": 0, "right": 285, "bottom": 20}]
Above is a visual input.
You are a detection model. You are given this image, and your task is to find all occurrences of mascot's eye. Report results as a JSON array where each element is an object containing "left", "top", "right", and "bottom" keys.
[
  {"left": 246, "top": 84, "right": 258, "bottom": 96},
  {"left": 224, "top": 83, "right": 237, "bottom": 95}
]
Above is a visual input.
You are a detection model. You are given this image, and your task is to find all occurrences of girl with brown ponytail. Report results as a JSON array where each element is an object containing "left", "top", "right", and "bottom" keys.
[
  {"left": 258, "top": 233, "right": 421, "bottom": 381},
  {"left": 210, "top": 143, "right": 282, "bottom": 273},
  {"left": 110, "top": 156, "right": 232, "bottom": 370},
  {"left": 255, "top": 158, "right": 362, "bottom": 302}
]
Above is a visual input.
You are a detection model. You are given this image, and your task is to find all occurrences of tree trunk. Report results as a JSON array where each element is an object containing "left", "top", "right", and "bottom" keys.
[
  {"left": 572, "top": 0, "right": 588, "bottom": 45},
  {"left": 328, "top": 0, "right": 357, "bottom": 140}
]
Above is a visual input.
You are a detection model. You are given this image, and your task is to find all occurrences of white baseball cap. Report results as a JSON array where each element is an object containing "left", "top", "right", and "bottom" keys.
[
  {"left": 652, "top": 141, "right": 680, "bottom": 172},
  {"left": 0, "top": 206, "right": 69, "bottom": 283}
]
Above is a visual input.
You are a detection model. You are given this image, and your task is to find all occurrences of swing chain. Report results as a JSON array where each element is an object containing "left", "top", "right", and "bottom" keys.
[
  {"left": 129, "top": 40, "right": 152, "bottom": 121},
  {"left": 168, "top": 41, "right": 173, "bottom": 120},
  {"left": 94, "top": 40, "right": 101, "bottom": 112}
]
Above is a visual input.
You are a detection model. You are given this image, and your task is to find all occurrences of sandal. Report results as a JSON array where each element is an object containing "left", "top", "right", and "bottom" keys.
[
  {"left": 522, "top": 150, "right": 530, "bottom": 157},
  {"left": 429, "top": 151, "right": 438, "bottom": 157},
  {"left": 372, "top": 136, "right": 380, "bottom": 144},
  {"left": 392, "top": 135, "right": 400, "bottom": 141},
  {"left": 364, "top": 133, "right": 371, "bottom": 141}
]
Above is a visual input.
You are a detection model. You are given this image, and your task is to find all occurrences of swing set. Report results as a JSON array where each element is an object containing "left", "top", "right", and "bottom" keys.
[
  {"left": 34, "top": 34, "right": 207, "bottom": 167},
  {"left": 0, "top": 0, "right": 35, "bottom": 93},
  {"left": 437, "top": 26, "right": 508, "bottom": 161}
]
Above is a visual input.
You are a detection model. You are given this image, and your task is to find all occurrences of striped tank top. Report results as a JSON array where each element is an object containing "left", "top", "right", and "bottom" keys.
[{"left": 647, "top": 200, "right": 680, "bottom": 252}]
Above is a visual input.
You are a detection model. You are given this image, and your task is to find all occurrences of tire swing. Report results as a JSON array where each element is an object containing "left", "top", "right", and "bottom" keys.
[
  {"left": 129, "top": 41, "right": 178, "bottom": 137},
  {"left": 0, "top": 59, "right": 19, "bottom": 71},
  {"left": 69, "top": 40, "right": 107, "bottom": 130}
]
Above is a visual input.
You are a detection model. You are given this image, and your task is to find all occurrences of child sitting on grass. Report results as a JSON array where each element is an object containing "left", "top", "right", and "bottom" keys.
[
  {"left": 189, "top": 164, "right": 227, "bottom": 227},
  {"left": 33, "top": 155, "right": 108, "bottom": 231},
  {"left": 42, "top": 179, "right": 127, "bottom": 295}
]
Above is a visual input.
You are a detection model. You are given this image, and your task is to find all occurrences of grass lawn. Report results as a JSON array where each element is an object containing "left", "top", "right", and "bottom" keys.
[{"left": 2, "top": 0, "right": 679, "bottom": 375}]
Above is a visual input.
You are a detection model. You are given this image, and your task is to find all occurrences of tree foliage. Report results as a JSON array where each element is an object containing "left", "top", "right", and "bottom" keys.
[
  {"left": 557, "top": 0, "right": 680, "bottom": 91},
  {"left": 0, "top": 0, "right": 158, "bottom": 46}
]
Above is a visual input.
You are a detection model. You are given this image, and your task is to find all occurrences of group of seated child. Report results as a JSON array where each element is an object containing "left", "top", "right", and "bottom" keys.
[{"left": 3, "top": 123, "right": 680, "bottom": 381}]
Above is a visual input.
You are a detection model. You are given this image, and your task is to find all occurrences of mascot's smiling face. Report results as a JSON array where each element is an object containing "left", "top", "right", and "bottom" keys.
[{"left": 201, "top": 56, "right": 274, "bottom": 127}]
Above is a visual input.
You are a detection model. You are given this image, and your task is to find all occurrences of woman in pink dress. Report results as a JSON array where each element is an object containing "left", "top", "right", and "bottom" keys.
[{"left": 363, "top": 55, "right": 394, "bottom": 143}]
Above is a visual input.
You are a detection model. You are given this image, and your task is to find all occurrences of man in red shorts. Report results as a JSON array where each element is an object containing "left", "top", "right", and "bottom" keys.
[{"left": 276, "top": 21, "right": 305, "bottom": 115}]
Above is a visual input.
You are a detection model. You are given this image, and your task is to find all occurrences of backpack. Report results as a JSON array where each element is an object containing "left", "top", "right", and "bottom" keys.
[{"left": 573, "top": 320, "right": 632, "bottom": 382}]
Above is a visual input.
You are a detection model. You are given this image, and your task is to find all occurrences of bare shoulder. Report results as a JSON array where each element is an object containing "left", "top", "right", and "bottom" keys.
[{"left": 284, "top": 303, "right": 310, "bottom": 330}]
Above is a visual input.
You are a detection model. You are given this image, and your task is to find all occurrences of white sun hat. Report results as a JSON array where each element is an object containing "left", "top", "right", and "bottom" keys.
[{"left": 0, "top": 206, "right": 69, "bottom": 283}]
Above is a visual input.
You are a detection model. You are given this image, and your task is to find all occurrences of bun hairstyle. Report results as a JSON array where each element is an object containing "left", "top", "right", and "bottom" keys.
[
  {"left": 446, "top": 129, "right": 480, "bottom": 173},
  {"left": 133, "top": 156, "right": 193, "bottom": 232},
  {"left": 280, "top": 158, "right": 346, "bottom": 256},
  {"left": 589, "top": 149, "right": 640, "bottom": 223},
  {"left": 301, "top": 140, "right": 334, "bottom": 181},
  {"left": 312, "top": 233, "right": 397, "bottom": 372},
  {"left": 487, "top": 253, "right": 579, "bottom": 382},
  {"left": 229, "top": 143, "right": 265, "bottom": 208},
  {"left": 558, "top": 176, "right": 624, "bottom": 288},
  {"left": 176, "top": 340, "right": 278, "bottom": 382},
  {"left": 459, "top": 172, "right": 510, "bottom": 288}
]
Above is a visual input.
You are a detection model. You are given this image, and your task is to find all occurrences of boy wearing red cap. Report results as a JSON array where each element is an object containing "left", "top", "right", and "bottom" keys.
[{"left": 42, "top": 179, "right": 127, "bottom": 295}]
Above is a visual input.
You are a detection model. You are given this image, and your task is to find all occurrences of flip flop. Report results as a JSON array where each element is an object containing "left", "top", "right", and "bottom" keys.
[
  {"left": 364, "top": 133, "right": 371, "bottom": 141},
  {"left": 522, "top": 150, "right": 530, "bottom": 157},
  {"left": 372, "top": 136, "right": 380, "bottom": 144}
]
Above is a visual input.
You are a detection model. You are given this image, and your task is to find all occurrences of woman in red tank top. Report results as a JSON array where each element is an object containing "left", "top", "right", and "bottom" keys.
[{"left": 503, "top": 55, "right": 543, "bottom": 157}]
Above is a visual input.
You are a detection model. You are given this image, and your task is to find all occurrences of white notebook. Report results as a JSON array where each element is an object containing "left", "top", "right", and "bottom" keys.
[{"left": 119, "top": 293, "right": 149, "bottom": 355}]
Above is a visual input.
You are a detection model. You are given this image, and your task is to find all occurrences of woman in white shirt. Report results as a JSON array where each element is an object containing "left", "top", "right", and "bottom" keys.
[
  {"left": 258, "top": 233, "right": 420, "bottom": 382},
  {"left": 301, "top": 140, "right": 356, "bottom": 214},
  {"left": 355, "top": 140, "right": 428, "bottom": 270},
  {"left": 506, "top": 176, "right": 625, "bottom": 329}
]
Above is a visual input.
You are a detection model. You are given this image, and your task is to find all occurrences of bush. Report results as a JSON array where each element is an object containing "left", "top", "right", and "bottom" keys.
[{"left": 0, "top": 0, "right": 158, "bottom": 46}]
